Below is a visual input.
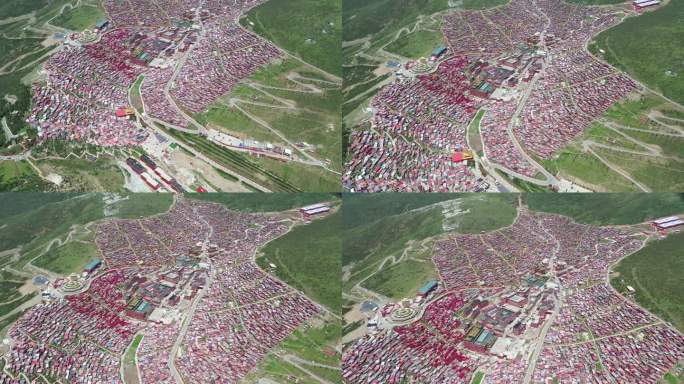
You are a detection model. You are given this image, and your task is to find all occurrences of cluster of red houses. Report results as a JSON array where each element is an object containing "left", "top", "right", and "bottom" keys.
[
  {"left": 344, "top": 208, "right": 684, "bottom": 383},
  {"left": 345, "top": 0, "right": 648, "bottom": 190},
  {"left": 2, "top": 198, "right": 323, "bottom": 383},
  {"left": 27, "top": 29, "right": 147, "bottom": 147},
  {"left": 26, "top": 0, "right": 283, "bottom": 153},
  {"left": 170, "top": 22, "right": 281, "bottom": 114},
  {"left": 163, "top": 201, "right": 321, "bottom": 383}
]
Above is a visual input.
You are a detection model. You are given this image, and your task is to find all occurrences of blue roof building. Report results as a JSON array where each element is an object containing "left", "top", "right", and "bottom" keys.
[
  {"left": 418, "top": 280, "right": 438, "bottom": 296},
  {"left": 432, "top": 46, "right": 447, "bottom": 57},
  {"left": 95, "top": 20, "right": 109, "bottom": 30},
  {"left": 84, "top": 259, "right": 102, "bottom": 272}
]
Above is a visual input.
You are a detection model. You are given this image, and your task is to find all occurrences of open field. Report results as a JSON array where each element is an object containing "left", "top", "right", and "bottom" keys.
[
  {"left": 33, "top": 240, "right": 99, "bottom": 275},
  {"left": 661, "top": 364, "right": 684, "bottom": 384},
  {"left": 525, "top": 193, "right": 684, "bottom": 225},
  {"left": 188, "top": 193, "right": 337, "bottom": 212},
  {"left": 468, "top": 109, "right": 484, "bottom": 155},
  {"left": 592, "top": 0, "right": 684, "bottom": 106},
  {"left": 462, "top": 0, "right": 509, "bottom": 9},
  {"left": 246, "top": 315, "right": 341, "bottom": 383},
  {"left": 0, "top": 161, "right": 54, "bottom": 192},
  {"left": 0, "top": 194, "right": 104, "bottom": 254},
  {"left": 342, "top": 0, "right": 449, "bottom": 41},
  {"left": 0, "top": 294, "right": 36, "bottom": 317},
  {"left": 342, "top": 193, "right": 457, "bottom": 228},
  {"left": 130, "top": 76, "right": 144, "bottom": 113},
  {"left": 239, "top": 98, "right": 341, "bottom": 170},
  {"left": 540, "top": 93, "right": 684, "bottom": 192},
  {"left": 240, "top": 0, "right": 341, "bottom": 77},
  {"left": 124, "top": 334, "right": 143, "bottom": 366},
  {"left": 122, "top": 333, "right": 143, "bottom": 384},
  {"left": 34, "top": 156, "right": 126, "bottom": 192},
  {"left": 0, "top": 62, "right": 39, "bottom": 138},
  {"left": 107, "top": 194, "right": 173, "bottom": 218},
  {"left": 254, "top": 156, "right": 340, "bottom": 192},
  {"left": 0, "top": 0, "right": 61, "bottom": 18},
  {"left": 0, "top": 37, "right": 44, "bottom": 69},
  {"left": 361, "top": 258, "right": 435, "bottom": 300},
  {"left": 0, "top": 281, "right": 23, "bottom": 303},
  {"left": 210, "top": 56, "right": 343, "bottom": 171},
  {"left": 50, "top": 4, "right": 105, "bottom": 31},
  {"left": 385, "top": 29, "right": 445, "bottom": 59},
  {"left": 472, "top": 371, "right": 485, "bottom": 384},
  {"left": 248, "top": 355, "right": 322, "bottom": 384},
  {"left": 0, "top": 192, "right": 75, "bottom": 218},
  {"left": 279, "top": 320, "right": 341, "bottom": 367},
  {"left": 540, "top": 146, "right": 638, "bottom": 192},
  {"left": 257, "top": 210, "right": 341, "bottom": 312},
  {"left": 196, "top": 103, "right": 282, "bottom": 145},
  {"left": 611, "top": 231, "right": 684, "bottom": 333}
]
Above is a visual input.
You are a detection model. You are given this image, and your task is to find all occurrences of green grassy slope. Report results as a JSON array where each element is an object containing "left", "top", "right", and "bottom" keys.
[
  {"left": 362, "top": 259, "right": 435, "bottom": 300},
  {"left": 33, "top": 240, "right": 99, "bottom": 274},
  {"left": 0, "top": 194, "right": 104, "bottom": 253},
  {"left": 108, "top": 194, "right": 173, "bottom": 219},
  {"left": 342, "top": 193, "right": 457, "bottom": 229},
  {"left": 241, "top": 0, "right": 341, "bottom": 77},
  {"left": 462, "top": 0, "right": 509, "bottom": 9},
  {"left": 343, "top": 194, "right": 518, "bottom": 292},
  {"left": 384, "top": 30, "right": 445, "bottom": 59},
  {"left": 257, "top": 211, "right": 342, "bottom": 312},
  {"left": 187, "top": 193, "right": 338, "bottom": 212},
  {"left": 50, "top": 4, "right": 105, "bottom": 31},
  {"left": 342, "top": 0, "right": 449, "bottom": 41},
  {"left": 611, "top": 231, "right": 684, "bottom": 333},
  {"left": 592, "top": 0, "right": 684, "bottom": 106},
  {"left": 0, "top": 0, "right": 54, "bottom": 19},
  {"left": 525, "top": 193, "right": 684, "bottom": 225},
  {"left": 0, "top": 192, "right": 76, "bottom": 218},
  {"left": 0, "top": 193, "right": 173, "bottom": 254}
]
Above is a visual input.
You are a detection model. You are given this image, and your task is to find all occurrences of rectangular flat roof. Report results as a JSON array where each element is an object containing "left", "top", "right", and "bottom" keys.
[
  {"left": 304, "top": 207, "right": 330, "bottom": 215},
  {"left": 418, "top": 280, "right": 438, "bottom": 294},
  {"left": 658, "top": 219, "right": 684, "bottom": 228},
  {"left": 84, "top": 259, "right": 101, "bottom": 269},
  {"left": 432, "top": 46, "right": 447, "bottom": 56},
  {"left": 301, "top": 203, "right": 328, "bottom": 211},
  {"left": 635, "top": 0, "right": 660, "bottom": 6},
  {"left": 653, "top": 216, "right": 679, "bottom": 224}
]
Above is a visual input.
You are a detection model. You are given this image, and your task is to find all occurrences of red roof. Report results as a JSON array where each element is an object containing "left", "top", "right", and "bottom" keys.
[
  {"left": 195, "top": 186, "right": 208, "bottom": 193},
  {"left": 452, "top": 152, "right": 464, "bottom": 162}
]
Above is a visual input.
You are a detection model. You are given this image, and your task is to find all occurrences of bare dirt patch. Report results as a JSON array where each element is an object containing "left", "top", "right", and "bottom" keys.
[
  {"left": 168, "top": 149, "right": 250, "bottom": 192},
  {"left": 3, "top": 94, "right": 17, "bottom": 104}
]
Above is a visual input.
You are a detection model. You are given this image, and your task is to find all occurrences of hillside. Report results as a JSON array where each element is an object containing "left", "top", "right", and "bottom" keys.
[
  {"left": 592, "top": 0, "right": 684, "bottom": 106},
  {"left": 525, "top": 193, "right": 684, "bottom": 225},
  {"left": 611, "top": 231, "right": 684, "bottom": 333}
]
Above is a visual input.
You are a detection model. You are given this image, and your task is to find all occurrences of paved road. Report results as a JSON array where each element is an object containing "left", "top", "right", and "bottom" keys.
[
  {"left": 522, "top": 209, "right": 562, "bottom": 384},
  {"left": 169, "top": 202, "right": 215, "bottom": 384}
]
